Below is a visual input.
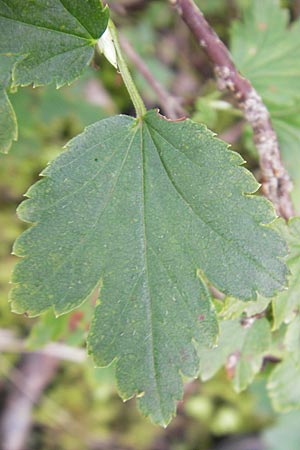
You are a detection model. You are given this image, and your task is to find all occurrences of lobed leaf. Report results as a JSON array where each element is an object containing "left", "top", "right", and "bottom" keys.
[{"left": 11, "top": 110, "right": 287, "bottom": 424}]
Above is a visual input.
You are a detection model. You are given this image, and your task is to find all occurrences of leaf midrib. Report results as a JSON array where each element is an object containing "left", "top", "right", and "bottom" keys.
[{"left": 139, "top": 124, "right": 164, "bottom": 421}]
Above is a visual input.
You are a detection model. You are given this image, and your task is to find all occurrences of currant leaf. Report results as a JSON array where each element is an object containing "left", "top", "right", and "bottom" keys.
[{"left": 11, "top": 110, "right": 287, "bottom": 424}]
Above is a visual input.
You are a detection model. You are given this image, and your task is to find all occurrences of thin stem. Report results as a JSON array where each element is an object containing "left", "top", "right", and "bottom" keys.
[
  {"left": 107, "top": 20, "right": 146, "bottom": 118},
  {"left": 292, "top": 0, "right": 300, "bottom": 20},
  {"left": 172, "top": 0, "right": 294, "bottom": 220}
]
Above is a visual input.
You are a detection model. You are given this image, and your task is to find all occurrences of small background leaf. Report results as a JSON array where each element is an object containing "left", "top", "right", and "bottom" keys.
[
  {"left": 0, "top": 0, "right": 109, "bottom": 88},
  {"left": 198, "top": 318, "right": 271, "bottom": 391},
  {"left": 272, "top": 218, "right": 300, "bottom": 329},
  {"left": 220, "top": 295, "right": 271, "bottom": 320},
  {"left": 231, "top": 0, "right": 300, "bottom": 105},
  {"left": 271, "top": 104, "right": 300, "bottom": 213},
  {"left": 230, "top": 0, "right": 300, "bottom": 213},
  {"left": 267, "top": 357, "right": 300, "bottom": 412},
  {"left": 0, "top": 54, "right": 20, "bottom": 153},
  {"left": 0, "top": 89, "right": 17, "bottom": 154}
]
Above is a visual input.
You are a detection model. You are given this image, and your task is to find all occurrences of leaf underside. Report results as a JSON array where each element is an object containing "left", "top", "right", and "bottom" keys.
[
  {"left": 11, "top": 110, "right": 287, "bottom": 425},
  {"left": 0, "top": 0, "right": 109, "bottom": 88}
]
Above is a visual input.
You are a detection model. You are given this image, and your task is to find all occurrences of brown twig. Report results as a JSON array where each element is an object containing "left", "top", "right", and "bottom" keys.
[
  {"left": 171, "top": 0, "right": 295, "bottom": 220},
  {"left": 292, "top": 0, "right": 300, "bottom": 20},
  {"left": 0, "top": 352, "right": 100, "bottom": 449},
  {"left": 119, "top": 34, "right": 186, "bottom": 119},
  {"left": 0, "top": 329, "right": 86, "bottom": 363},
  {"left": 0, "top": 354, "right": 59, "bottom": 450}
]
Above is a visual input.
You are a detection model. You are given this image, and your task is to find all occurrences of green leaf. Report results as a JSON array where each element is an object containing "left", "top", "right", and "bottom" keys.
[
  {"left": 0, "top": 0, "right": 109, "bottom": 88},
  {"left": 0, "top": 54, "right": 19, "bottom": 153},
  {"left": 268, "top": 221, "right": 300, "bottom": 413},
  {"left": 267, "top": 356, "right": 300, "bottom": 412},
  {"left": 220, "top": 295, "right": 271, "bottom": 320},
  {"left": 27, "top": 299, "right": 94, "bottom": 349},
  {"left": 198, "top": 318, "right": 271, "bottom": 391},
  {"left": 284, "top": 315, "right": 300, "bottom": 364},
  {"left": 0, "top": 54, "right": 18, "bottom": 87},
  {"left": 11, "top": 110, "right": 287, "bottom": 425},
  {"left": 231, "top": 0, "right": 300, "bottom": 105},
  {"left": 27, "top": 309, "right": 69, "bottom": 349},
  {"left": 273, "top": 218, "right": 300, "bottom": 329},
  {"left": 263, "top": 410, "right": 300, "bottom": 450},
  {"left": 271, "top": 104, "right": 300, "bottom": 214},
  {"left": 0, "top": 89, "right": 17, "bottom": 153},
  {"left": 268, "top": 325, "right": 288, "bottom": 361}
]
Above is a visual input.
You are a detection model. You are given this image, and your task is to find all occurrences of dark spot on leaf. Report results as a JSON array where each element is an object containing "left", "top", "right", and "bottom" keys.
[
  {"left": 198, "top": 314, "right": 205, "bottom": 321},
  {"left": 94, "top": 158, "right": 98, "bottom": 162}
]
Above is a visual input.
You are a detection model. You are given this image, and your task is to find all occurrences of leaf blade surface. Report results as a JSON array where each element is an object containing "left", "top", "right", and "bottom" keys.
[
  {"left": 11, "top": 111, "right": 287, "bottom": 424},
  {"left": 0, "top": 0, "right": 109, "bottom": 88},
  {"left": 0, "top": 54, "right": 20, "bottom": 152},
  {"left": 273, "top": 218, "right": 300, "bottom": 328},
  {"left": 231, "top": 0, "right": 300, "bottom": 105}
]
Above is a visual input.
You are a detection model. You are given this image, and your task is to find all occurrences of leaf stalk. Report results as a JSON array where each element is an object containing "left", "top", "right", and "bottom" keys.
[{"left": 100, "top": 20, "right": 147, "bottom": 118}]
